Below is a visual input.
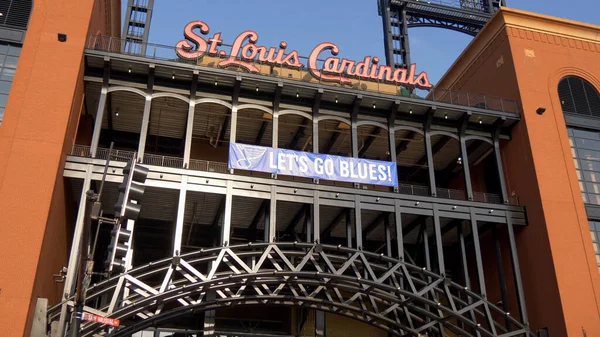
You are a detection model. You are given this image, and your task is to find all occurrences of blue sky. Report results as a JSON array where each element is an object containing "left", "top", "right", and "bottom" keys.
[{"left": 122, "top": 0, "right": 600, "bottom": 84}]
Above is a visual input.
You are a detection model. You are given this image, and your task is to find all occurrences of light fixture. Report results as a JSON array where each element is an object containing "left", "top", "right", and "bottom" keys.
[
  {"left": 479, "top": 118, "right": 482, "bottom": 124},
  {"left": 444, "top": 113, "right": 448, "bottom": 119},
  {"left": 296, "top": 91, "right": 299, "bottom": 98},
  {"left": 214, "top": 80, "right": 218, "bottom": 86},
  {"left": 409, "top": 109, "right": 413, "bottom": 114},
  {"left": 373, "top": 102, "right": 376, "bottom": 109},
  {"left": 536, "top": 107, "right": 546, "bottom": 115},
  {"left": 335, "top": 97, "right": 338, "bottom": 104},
  {"left": 114, "top": 109, "right": 119, "bottom": 117},
  {"left": 457, "top": 157, "right": 462, "bottom": 165},
  {"left": 128, "top": 67, "right": 132, "bottom": 73},
  {"left": 172, "top": 74, "right": 175, "bottom": 80},
  {"left": 256, "top": 86, "right": 259, "bottom": 92}
]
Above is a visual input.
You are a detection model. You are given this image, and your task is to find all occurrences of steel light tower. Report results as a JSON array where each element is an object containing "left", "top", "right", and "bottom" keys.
[
  {"left": 378, "top": 0, "right": 506, "bottom": 69},
  {"left": 122, "top": 0, "right": 154, "bottom": 55}
]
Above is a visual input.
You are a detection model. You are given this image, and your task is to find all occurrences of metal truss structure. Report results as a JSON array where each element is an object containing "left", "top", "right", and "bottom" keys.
[
  {"left": 48, "top": 243, "right": 532, "bottom": 337},
  {"left": 378, "top": 0, "right": 506, "bottom": 69},
  {"left": 121, "top": 0, "right": 154, "bottom": 55}
]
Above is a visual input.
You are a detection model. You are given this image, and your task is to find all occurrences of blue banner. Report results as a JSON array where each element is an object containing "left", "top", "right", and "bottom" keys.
[{"left": 228, "top": 143, "right": 398, "bottom": 187}]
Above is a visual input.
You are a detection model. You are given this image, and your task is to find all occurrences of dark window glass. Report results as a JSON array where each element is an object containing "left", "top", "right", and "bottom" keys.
[{"left": 559, "top": 76, "right": 600, "bottom": 117}]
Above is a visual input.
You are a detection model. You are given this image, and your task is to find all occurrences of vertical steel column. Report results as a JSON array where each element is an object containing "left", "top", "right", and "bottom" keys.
[
  {"left": 459, "top": 116, "right": 473, "bottom": 200},
  {"left": 305, "top": 205, "right": 312, "bottom": 243},
  {"left": 423, "top": 223, "right": 431, "bottom": 271},
  {"left": 388, "top": 103, "right": 399, "bottom": 192},
  {"left": 384, "top": 214, "right": 392, "bottom": 257},
  {"left": 432, "top": 205, "right": 445, "bottom": 276},
  {"left": 221, "top": 180, "right": 233, "bottom": 246},
  {"left": 379, "top": 0, "right": 396, "bottom": 69},
  {"left": 228, "top": 77, "right": 241, "bottom": 173},
  {"left": 458, "top": 221, "right": 471, "bottom": 289},
  {"left": 172, "top": 176, "right": 187, "bottom": 255},
  {"left": 424, "top": 109, "right": 437, "bottom": 196},
  {"left": 312, "top": 91, "right": 322, "bottom": 183},
  {"left": 90, "top": 58, "right": 110, "bottom": 158},
  {"left": 492, "top": 225, "right": 511, "bottom": 329},
  {"left": 469, "top": 209, "right": 487, "bottom": 297},
  {"left": 354, "top": 196, "right": 363, "bottom": 249},
  {"left": 312, "top": 90, "right": 323, "bottom": 154},
  {"left": 272, "top": 83, "right": 282, "bottom": 148},
  {"left": 263, "top": 200, "right": 271, "bottom": 243},
  {"left": 493, "top": 122, "right": 509, "bottom": 203},
  {"left": 350, "top": 95, "right": 362, "bottom": 159},
  {"left": 315, "top": 310, "right": 326, "bottom": 337},
  {"left": 268, "top": 186, "right": 277, "bottom": 242},
  {"left": 350, "top": 97, "right": 362, "bottom": 188},
  {"left": 345, "top": 208, "right": 352, "bottom": 248},
  {"left": 57, "top": 167, "right": 93, "bottom": 337},
  {"left": 183, "top": 71, "right": 198, "bottom": 167},
  {"left": 137, "top": 65, "right": 155, "bottom": 162},
  {"left": 399, "top": 6, "right": 411, "bottom": 68},
  {"left": 313, "top": 192, "right": 320, "bottom": 243},
  {"left": 394, "top": 200, "right": 404, "bottom": 260},
  {"left": 506, "top": 212, "right": 529, "bottom": 325}
]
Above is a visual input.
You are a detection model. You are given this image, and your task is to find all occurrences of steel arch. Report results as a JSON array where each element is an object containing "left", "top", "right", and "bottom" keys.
[{"left": 48, "top": 243, "right": 532, "bottom": 337}]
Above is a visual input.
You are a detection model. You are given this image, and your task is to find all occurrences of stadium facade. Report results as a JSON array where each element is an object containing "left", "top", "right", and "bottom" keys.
[{"left": 1, "top": 1, "right": 600, "bottom": 337}]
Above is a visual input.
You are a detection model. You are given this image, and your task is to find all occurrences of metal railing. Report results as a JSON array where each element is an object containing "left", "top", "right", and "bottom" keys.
[
  {"left": 189, "top": 158, "right": 229, "bottom": 174},
  {"left": 143, "top": 153, "right": 184, "bottom": 168},
  {"left": 85, "top": 35, "right": 519, "bottom": 114},
  {"left": 68, "top": 145, "right": 516, "bottom": 205}
]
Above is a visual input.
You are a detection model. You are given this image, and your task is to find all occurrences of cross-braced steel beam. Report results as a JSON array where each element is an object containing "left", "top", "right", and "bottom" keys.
[{"left": 48, "top": 243, "right": 533, "bottom": 337}]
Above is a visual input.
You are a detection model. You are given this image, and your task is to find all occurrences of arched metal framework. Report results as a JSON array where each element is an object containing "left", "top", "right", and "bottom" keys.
[
  {"left": 48, "top": 243, "right": 532, "bottom": 337},
  {"left": 378, "top": 0, "right": 506, "bottom": 69}
]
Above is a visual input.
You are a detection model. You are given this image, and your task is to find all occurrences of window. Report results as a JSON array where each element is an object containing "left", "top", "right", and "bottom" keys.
[
  {"left": 0, "top": 0, "right": 31, "bottom": 125},
  {"left": 589, "top": 221, "right": 600, "bottom": 272},
  {"left": 558, "top": 76, "right": 600, "bottom": 117},
  {"left": 0, "top": 43, "right": 20, "bottom": 124}
]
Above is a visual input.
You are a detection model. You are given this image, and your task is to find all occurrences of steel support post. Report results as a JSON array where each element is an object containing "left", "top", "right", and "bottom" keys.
[
  {"left": 351, "top": 96, "right": 362, "bottom": 188},
  {"left": 183, "top": 71, "right": 198, "bottom": 167},
  {"left": 221, "top": 180, "right": 233, "bottom": 246},
  {"left": 272, "top": 83, "right": 282, "bottom": 149},
  {"left": 457, "top": 221, "right": 471, "bottom": 289},
  {"left": 354, "top": 196, "right": 363, "bottom": 249},
  {"left": 315, "top": 310, "right": 326, "bottom": 337},
  {"left": 424, "top": 110, "right": 437, "bottom": 196},
  {"left": 90, "top": 58, "right": 110, "bottom": 158},
  {"left": 263, "top": 200, "right": 271, "bottom": 243},
  {"left": 493, "top": 123, "right": 509, "bottom": 203},
  {"left": 469, "top": 209, "right": 487, "bottom": 297},
  {"left": 305, "top": 205, "right": 312, "bottom": 243},
  {"left": 312, "top": 90, "right": 322, "bottom": 154},
  {"left": 388, "top": 103, "right": 399, "bottom": 192},
  {"left": 203, "top": 291, "right": 216, "bottom": 336},
  {"left": 137, "top": 65, "right": 155, "bottom": 161},
  {"left": 268, "top": 186, "right": 277, "bottom": 242},
  {"left": 345, "top": 208, "right": 352, "bottom": 248},
  {"left": 492, "top": 225, "right": 510, "bottom": 330},
  {"left": 459, "top": 117, "right": 474, "bottom": 200},
  {"left": 423, "top": 223, "right": 431, "bottom": 271},
  {"left": 57, "top": 168, "right": 92, "bottom": 337},
  {"left": 379, "top": 0, "right": 396, "bottom": 69},
  {"left": 506, "top": 212, "right": 529, "bottom": 325},
  {"left": 400, "top": 7, "right": 411, "bottom": 68},
  {"left": 313, "top": 192, "right": 320, "bottom": 243},
  {"left": 172, "top": 176, "right": 187, "bottom": 255},
  {"left": 384, "top": 214, "right": 393, "bottom": 258},
  {"left": 432, "top": 205, "right": 445, "bottom": 276},
  {"left": 228, "top": 77, "right": 241, "bottom": 172},
  {"left": 394, "top": 200, "right": 404, "bottom": 260}
]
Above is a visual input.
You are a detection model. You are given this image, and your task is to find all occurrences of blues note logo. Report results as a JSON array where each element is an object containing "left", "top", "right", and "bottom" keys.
[{"left": 235, "top": 144, "right": 267, "bottom": 169}]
